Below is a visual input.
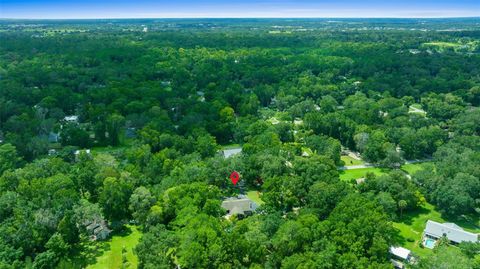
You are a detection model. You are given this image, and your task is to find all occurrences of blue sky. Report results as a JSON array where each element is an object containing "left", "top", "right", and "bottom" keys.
[{"left": 1, "top": 0, "right": 479, "bottom": 19}]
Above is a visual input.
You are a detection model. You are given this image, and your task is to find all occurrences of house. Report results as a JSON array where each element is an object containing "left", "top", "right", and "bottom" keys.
[
  {"left": 423, "top": 220, "right": 479, "bottom": 248},
  {"left": 355, "top": 177, "right": 365, "bottom": 185},
  {"left": 64, "top": 115, "right": 79, "bottom": 123},
  {"left": 221, "top": 147, "right": 242, "bottom": 158},
  {"left": 389, "top": 246, "right": 411, "bottom": 261},
  {"left": 389, "top": 246, "right": 412, "bottom": 269},
  {"left": 221, "top": 195, "right": 258, "bottom": 218},
  {"left": 85, "top": 220, "right": 111, "bottom": 241}
]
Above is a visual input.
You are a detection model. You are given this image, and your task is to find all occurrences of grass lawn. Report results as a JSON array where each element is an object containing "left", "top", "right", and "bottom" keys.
[
  {"left": 423, "top": 41, "right": 460, "bottom": 48},
  {"left": 339, "top": 167, "right": 387, "bottom": 181},
  {"left": 401, "top": 163, "right": 428, "bottom": 175},
  {"left": 410, "top": 103, "right": 423, "bottom": 110},
  {"left": 87, "top": 225, "right": 141, "bottom": 269},
  {"left": 340, "top": 155, "right": 364, "bottom": 166},
  {"left": 392, "top": 203, "right": 480, "bottom": 258},
  {"left": 247, "top": 190, "right": 264, "bottom": 205},
  {"left": 59, "top": 225, "right": 142, "bottom": 269}
]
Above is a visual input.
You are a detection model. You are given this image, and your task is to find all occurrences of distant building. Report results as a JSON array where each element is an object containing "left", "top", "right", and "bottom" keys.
[
  {"left": 221, "top": 195, "right": 258, "bottom": 218},
  {"left": 161, "top": 81, "right": 171, "bottom": 87},
  {"left": 221, "top": 147, "right": 242, "bottom": 158},
  {"left": 423, "top": 220, "right": 479, "bottom": 248},
  {"left": 64, "top": 115, "right": 79, "bottom": 123},
  {"left": 409, "top": 49, "right": 421, "bottom": 54}
]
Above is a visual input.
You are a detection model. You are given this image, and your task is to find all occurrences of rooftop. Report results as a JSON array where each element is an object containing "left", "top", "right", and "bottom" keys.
[
  {"left": 222, "top": 147, "right": 242, "bottom": 158},
  {"left": 389, "top": 246, "right": 411, "bottom": 260},
  {"left": 221, "top": 195, "right": 258, "bottom": 216},
  {"left": 424, "top": 220, "right": 479, "bottom": 243}
]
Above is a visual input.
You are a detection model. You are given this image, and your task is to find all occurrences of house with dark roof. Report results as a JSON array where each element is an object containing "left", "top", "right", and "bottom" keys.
[
  {"left": 423, "top": 220, "right": 479, "bottom": 248},
  {"left": 85, "top": 220, "right": 111, "bottom": 241},
  {"left": 221, "top": 195, "right": 258, "bottom": 218}
]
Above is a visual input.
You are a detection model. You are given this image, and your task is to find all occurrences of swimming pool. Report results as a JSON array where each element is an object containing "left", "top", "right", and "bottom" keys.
[{"left": 424, "top": 238, "right": 436, "bottom": 249}]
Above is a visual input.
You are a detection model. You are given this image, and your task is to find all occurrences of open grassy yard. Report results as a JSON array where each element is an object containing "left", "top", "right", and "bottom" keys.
[
  {"left": 59, "top": 225, "right": 142, "bottom": 269},
  {"left": 393, "top": 203, "right": 480, "bottom": 258},
  {"left": 87, "top": 225, "right": 141, "bottom": 269},
  {"left": 423, "top": 41, "right": 460, "bottom": 48},
  {"left": 401, "top": 163, "right": 429, "bottom": 175},
  {"left": 340, "top": 155, "right": 365, "bottom": 166},
  {"left": 339, "top": 167, "right": 387, "bottom": 181},
  {"left": 247, "top": 190, "right": 264, "bottom": 205}
]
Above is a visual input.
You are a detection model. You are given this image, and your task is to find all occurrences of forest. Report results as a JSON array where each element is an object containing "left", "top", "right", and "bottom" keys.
[{"left": 0, "top": 18, "right": 479, "bottom": 268}]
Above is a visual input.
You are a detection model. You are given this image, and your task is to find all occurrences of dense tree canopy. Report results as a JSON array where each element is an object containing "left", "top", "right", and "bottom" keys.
[{"left": 0, "top": 18, "right": 479, "bottom": 268}]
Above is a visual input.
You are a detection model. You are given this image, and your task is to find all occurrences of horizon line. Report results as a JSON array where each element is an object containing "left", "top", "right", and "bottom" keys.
[{"left": 2, "top": 16, "right": 480, "bottom": 20}]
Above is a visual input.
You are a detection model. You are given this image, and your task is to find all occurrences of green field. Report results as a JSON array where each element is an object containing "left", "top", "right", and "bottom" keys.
[
  {"left": 340, "top": 155, "right": 365, "bottom": 166},
  {"left": 423, "top": 41, "right": 460, "bottom": 48},
  {"left": 410, "top": 103, "right": 422, "bottom": 110},
  {"left": 247, "top": 190, "right": 264, "bottom": 205},
  {"left": 393, "top": 203, "right": 480, "bottom": 258},
  {"left": 401, "top": 163, "right": 427, "bottom": 175},
  {"left": 60, "top": 225, "right": 142, "bottom": 269},
  {"left": 87, "top": 225, "right": 141, "bottom": 269},
  {"left": 339, "top": 167, "right": 386, "bottom": 181}
]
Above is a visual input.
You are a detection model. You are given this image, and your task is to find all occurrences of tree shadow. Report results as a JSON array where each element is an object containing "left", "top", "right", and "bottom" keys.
[
  {"left": 392, "top": 226, "right": 408, "bottom": 246},
  {"left": 115, "top": 224, "right": 133, "bottom": 237},
  {"left": 442, "top": 213, "right": 480, "bottom": 231},
  {"left": 81, "top": 239, "right": 112, "bottom": 266},
  {"left": 396, "top": 206, "right": 431, "bottom": 226}
]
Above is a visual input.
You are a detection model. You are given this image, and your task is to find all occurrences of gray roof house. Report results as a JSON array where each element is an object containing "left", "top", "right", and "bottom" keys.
[
  {"left": 86, "top": 220, "right": 111, "bottom": 241},
  {"left": 221, "top": 195, "right": 258, "bottom": 218},
  {"left": 423, "top": 220, "right": 479, "bottom": 245}
]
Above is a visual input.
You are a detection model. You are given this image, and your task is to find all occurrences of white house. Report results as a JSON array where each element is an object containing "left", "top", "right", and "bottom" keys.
[
  {"left": 389, "top": 246, "right": 412, "bottom": 269},
  {"left": 221, "top": 195, "right": 258, "bottom": 218},
  {"left": 389, "top": 246, "right": 411, "bottom": 261},
  {"left": 423, "top": 220, "right": 479, "bottom": 248},
  {"left": 64, "top": 115, "right": 79, "bottom": 123},
  {"left": 221, "top": 147, "right": 242, "bottom": 158}
]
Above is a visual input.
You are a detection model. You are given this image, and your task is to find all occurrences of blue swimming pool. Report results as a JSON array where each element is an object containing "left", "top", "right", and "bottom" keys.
[{"left": 424, "top": 238, "right": 436, "bottom": 248}]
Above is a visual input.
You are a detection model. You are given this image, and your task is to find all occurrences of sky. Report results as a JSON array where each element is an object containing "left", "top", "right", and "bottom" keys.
[{"left": 1, "top": 0, "right": 480, "bottom": 19}]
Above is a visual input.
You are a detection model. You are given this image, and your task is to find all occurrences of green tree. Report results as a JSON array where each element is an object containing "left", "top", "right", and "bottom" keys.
[
  {"left": 99, "top": 177, "right": 132, "bottom": 222},
  {"left": 129, "top": 187, "right": 156, "bottom": 224},
  {"left": 0, "top": 143, "right": 21, "bottom": 175}
]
